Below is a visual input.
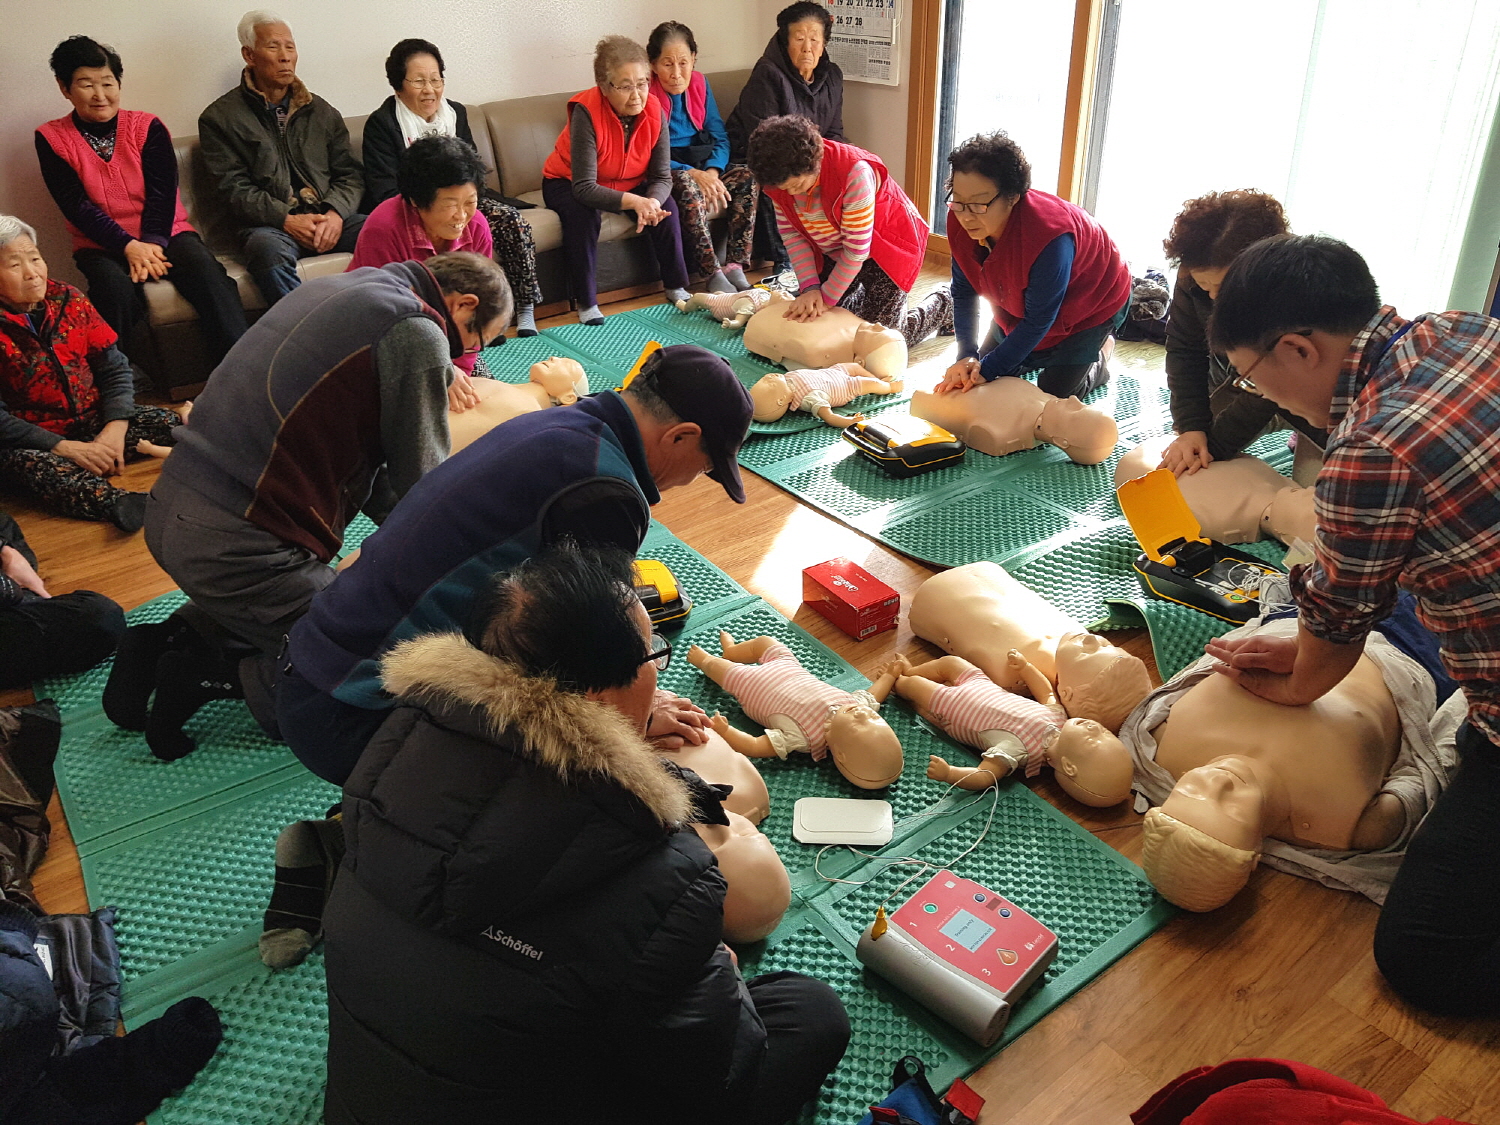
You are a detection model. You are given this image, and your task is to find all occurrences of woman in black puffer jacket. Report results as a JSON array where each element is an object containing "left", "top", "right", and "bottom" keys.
[{"left": 322, "top": 545, "right": 848, "bottom": 1125}]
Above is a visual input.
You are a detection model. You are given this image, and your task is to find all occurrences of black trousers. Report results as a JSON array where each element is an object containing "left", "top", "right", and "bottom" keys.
[
  {"left": 74, "top": 231, "right": 247, "bottom": 364},
  {"left": 731, "top": 971, "right": 850, "bottom": 1125},
  {"left": 0, "top": 590, "right": 124, "bottom": 689},
  {"left": 276, "top": 663, "right": 388, "bottom": 786},
  {"left": 1374, "top": 721, "right": 1500, "bottom": 1017}
]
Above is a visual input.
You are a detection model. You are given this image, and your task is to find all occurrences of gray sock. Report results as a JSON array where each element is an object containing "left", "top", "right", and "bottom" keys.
[
  {"left": 259, "top": 816, "right": 345, "bottom": 970},
  {"left": 515, "top": 305, "right": 537, "bottom": 335},
  {"left": 706, "top": 271, "right": 737, "bottom": 294},
  {"left": 665, "top": 287, "right": 692, "bottom": 304},
  {"left": 723, "top": 263, "right": 752, "bottom": 292},
  {"left": 578, "top": 305, "right": 604, "bottom": 325}
]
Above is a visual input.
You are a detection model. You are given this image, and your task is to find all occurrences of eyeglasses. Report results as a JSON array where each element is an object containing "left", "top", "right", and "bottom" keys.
[
  {"left": 1232, "top": 329, "right": 1312, "bottom": 395},
  {"left": 946, "top": 192, "right": 1004, "bottom": 215},
  {"left": 640, "top": 633, "right": 673, "bottom": 671},
  {"left": 609, "top": 80, "right": 651, "bottom": 94},
  {"left": 405, "top": 77, "right": 445, "bottom": 90}
]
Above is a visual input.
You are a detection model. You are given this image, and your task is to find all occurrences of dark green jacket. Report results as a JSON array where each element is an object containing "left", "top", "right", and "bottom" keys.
[{"left": 197, "top": 70, "right": 364, "bottom": 230}]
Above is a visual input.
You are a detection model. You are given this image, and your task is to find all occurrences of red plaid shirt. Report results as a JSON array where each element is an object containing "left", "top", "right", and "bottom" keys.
[{"left": 1292, "top": 306, "right": 1500, "bottom": 740}]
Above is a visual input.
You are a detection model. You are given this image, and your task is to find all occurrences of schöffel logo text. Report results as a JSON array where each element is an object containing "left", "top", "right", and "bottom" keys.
[{"left": 481, "top": 925, "right": 543, "bottom": 960}]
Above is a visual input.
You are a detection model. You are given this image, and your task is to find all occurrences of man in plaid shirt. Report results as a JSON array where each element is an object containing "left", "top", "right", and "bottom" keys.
[{"left": 1204, "top": 234, "right": 1500, "bottom": 1020}]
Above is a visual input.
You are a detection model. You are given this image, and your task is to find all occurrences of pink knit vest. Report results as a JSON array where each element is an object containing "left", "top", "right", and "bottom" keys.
[{"left": 37, "top": 110, "right": 193, "bottom": 252}]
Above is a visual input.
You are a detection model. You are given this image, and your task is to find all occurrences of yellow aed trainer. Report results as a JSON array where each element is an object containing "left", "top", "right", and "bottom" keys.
[
  {"left": 632, "top": 558, "right": 692, "bottom": 629},
  {"left": 840, "top": 413, "right": 966, "bottom": 478},
  {"left": 1116, "top": 468, "right": 1284, "bottom": 624}
]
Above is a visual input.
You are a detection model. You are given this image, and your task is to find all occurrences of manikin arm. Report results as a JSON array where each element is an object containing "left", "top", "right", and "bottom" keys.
[
  {"left": 864, "top": 661, "right": 903, "bottom": 705},
  {"left": 926, "top": 753, "right": 1012, "bottom": 791},
  {"left": 814, "top": 405, "right": 860, "bottom": 429},
  {"left": 709, "top": 713, "right": 779, "bottom": 759},
  {"left": 1007, "top": 649, "right": 1058, "bottom": 707}
]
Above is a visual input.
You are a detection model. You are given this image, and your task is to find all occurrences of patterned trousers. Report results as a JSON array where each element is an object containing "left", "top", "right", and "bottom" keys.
[
  {"left": 477, "top": 195, "right": 543, "bottom": 311},
  {"left": 671, "top": 166, "right": 759, "bottom": 277},
  {"left": 831, "top": 258, "right": 953, "bottom": 347},
  {"left": 0, "top": 406, "right": 181, "bottom": 522}
]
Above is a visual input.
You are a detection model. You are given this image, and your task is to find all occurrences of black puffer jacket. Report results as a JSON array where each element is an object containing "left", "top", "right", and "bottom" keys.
[
  {"left": 323, "top": 634, "right": 765, "bottom": 1125},
  {"left": 726, "top": 34, "right": 846, "bottom": 162}
]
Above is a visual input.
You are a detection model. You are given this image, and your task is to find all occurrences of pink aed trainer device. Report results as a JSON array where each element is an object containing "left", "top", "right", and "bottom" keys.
[{"left": 855, "top": 869, "right": 1058, "bottom": 1045}]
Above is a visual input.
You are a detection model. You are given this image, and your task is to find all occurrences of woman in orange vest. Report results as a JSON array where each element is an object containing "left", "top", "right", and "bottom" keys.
[
  {"left": 746, "top": 114, "right": 951, "bottom": 347},
  {"left": 35, "top": 36, "right": 246, "bottom": 372},
  {"left": 542, "top": 36, "right": 691, "bottom": 326}
]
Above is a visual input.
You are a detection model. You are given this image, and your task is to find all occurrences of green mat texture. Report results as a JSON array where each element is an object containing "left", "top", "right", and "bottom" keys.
[{"left": 46, "top": 514, "right": 1169, "bottom": 1125}]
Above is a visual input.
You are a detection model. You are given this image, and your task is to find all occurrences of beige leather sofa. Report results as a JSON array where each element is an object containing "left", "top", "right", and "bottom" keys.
[{"left": 140, "top": 69, "right": 750, "bottom": 392}]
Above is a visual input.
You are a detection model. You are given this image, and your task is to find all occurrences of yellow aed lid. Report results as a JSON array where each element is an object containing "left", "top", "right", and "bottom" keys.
[
  {"left": 858, "top": 415, "right": 958, "bottom": 450},
  {"left": 1116, "top": 468, "right": 1211, "bottom": 563},
  {"left": 617, "top": 341, "right": 664, "bottom": 391},
  {"left": 632, "top": 558, "right": 679, "bottom": 603}
]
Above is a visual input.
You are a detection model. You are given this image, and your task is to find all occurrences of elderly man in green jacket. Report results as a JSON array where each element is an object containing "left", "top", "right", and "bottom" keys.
[{"left": 198, "top": 10, "right": 366, "bottom": 305}]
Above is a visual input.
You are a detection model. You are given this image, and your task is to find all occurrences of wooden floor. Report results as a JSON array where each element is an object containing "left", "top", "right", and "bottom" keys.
[{"left": 13, "top": 273, "right": 1500, "bottom": 1123}]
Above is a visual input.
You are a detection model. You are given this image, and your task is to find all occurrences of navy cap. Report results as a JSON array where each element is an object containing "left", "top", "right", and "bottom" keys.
[{"left": 646, "top": 345, "right": 753, "bottom": 504}]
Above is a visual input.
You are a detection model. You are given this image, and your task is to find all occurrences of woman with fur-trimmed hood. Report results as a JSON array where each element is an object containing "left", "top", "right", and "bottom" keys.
[{"left": 322, "top": 544, "right": 848, "bottom": 1125}]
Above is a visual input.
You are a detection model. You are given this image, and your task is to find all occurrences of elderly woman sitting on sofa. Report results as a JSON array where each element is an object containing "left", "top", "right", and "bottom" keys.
[
  {"left": 361, "top": 38, "right": 542, "bottom": 336},
  {"left": 542, "top": 35, "right": 691, "bottom": 326}
]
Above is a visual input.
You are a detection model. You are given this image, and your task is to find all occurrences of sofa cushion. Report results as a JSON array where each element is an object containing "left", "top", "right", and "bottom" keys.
[{"left": 143, "top": 252, "right": 353, "bottom": 325}]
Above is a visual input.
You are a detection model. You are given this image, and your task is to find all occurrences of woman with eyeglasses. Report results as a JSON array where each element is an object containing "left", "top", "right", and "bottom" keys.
[
  {"left": 936, "top": 131, "right": 1132, "bottom": 400},
  {"left": 745, "top": 113, "right": 952, "bottom": 347},
  {"left": 542, "top": 35, "right": 691, "bottom": 326},
  {"left": 362, "top": 38, "right": 543, "bottom": 336},
  {"left": 647, "top": 21, "right": 759, "bottom": 295},
  {"left": 1158, "top": 190, "right": 1324, "bottom": 477}
]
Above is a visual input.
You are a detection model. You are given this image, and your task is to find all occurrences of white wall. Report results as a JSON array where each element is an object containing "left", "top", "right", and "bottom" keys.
[{"left": 0, "top": 0, "right": 785, "bottom": 285}]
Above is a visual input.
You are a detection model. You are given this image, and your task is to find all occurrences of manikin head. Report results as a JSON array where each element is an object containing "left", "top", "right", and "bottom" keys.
[
  {"left": 529, "top": 356, "right": 588, "bottom": 404},
  {"left": 853, "top": 320, "right": 907, "bottom": 381},
  {"left": 1263, "top": 481, "right": 1316, "bottom": 546},
  {"left": 1141, "top": 806, "right": 1260, "bottom": 912},
  {"left": 1043, "top": 718, "right": 1133, "bottom": 807},
  {"left": 1038, "top": 396, "right": 1119, "bottom": 465},
  {"left": 698, "top": 810, "right": 791, "bottom": 942},
  {"left": 749, "top": 372, "right": 795, "bottom": 422},
  {"left": 1054, "top": 632, "right": 1151, "bottom": 733},
  {"left": 825, "top": 702, "right": 904, "bottom": 789}
]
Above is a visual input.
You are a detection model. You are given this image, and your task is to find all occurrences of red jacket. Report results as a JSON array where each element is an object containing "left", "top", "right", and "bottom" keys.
[
  {"left": 543, "top": 86, "right": 663, "bottom": 192},
  {"left": 0, "top": 280, "right": 120, "bottom": 438},
  {"left": 1134, "top": 1059, "right": 1473, "bottom": 1125},
  {"left": 949, "top": 188, "right": 1130, "bottom": 350},
  {"left": 765, "top": 139, "right": 928, "bottom": 293}
]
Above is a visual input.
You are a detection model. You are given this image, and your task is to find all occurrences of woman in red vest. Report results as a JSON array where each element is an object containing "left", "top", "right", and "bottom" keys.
[
  {"left": 647, "top": 22, "right": 759, "bottom": 295},
  {"left": 936, "top": 131, "right": 1132, "bottom": 400},
  {"left": 542, "top": 36, "right": 691, "bottom": 326},
  {"left": 746, "top": 114, "right": 951, "bottom": 347},
  {"left": 35, "top": 37, "right": 246, "bottom": 370}
]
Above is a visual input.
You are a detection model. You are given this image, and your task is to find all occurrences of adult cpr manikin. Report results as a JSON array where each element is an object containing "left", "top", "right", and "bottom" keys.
[
  {"left": 743, "top": 291, "right": 909, "bottom": 382},
  {"left": 448, "top": 357, "right": 591, "bottom": 453},
  {"left": 912, "top": 377, "right": 1119, "bottom": 465}
]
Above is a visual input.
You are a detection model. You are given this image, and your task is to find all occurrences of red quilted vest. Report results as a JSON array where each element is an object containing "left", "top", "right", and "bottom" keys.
[
  {"left": 948, "top": 188, "right": 1131, "bottom": 350},
  {"left": 764, "top": 139, "right": 928, "bottom": 293},
  {"left": 0, "top": 281, "right": 118, "bottom": 436},
  {"left": 543, "top": 86, "right": 664, "bottom": 192}
]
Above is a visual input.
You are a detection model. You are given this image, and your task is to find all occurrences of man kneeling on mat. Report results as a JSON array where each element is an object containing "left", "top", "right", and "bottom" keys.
[{"left": 321, "top": 543, "right": 849, "bottom": 1125}]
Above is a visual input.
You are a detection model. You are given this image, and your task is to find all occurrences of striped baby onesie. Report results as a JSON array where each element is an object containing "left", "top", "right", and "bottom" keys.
[
  {"left": 720, "top": 640, "right": 879, "bottom": 760},
  {"left": 927, "top": 666, "right": 1062, "bottom": 777}
]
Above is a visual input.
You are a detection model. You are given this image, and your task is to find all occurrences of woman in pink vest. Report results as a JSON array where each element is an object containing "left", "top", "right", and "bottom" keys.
[
  {"left": 746, "top": 114, "right": 952, "bottom": 347},
  {"left": 541, "top": 36, "right": 691, "bottom": 326},
  {"left": 936, "top": 131, "right": 1132, "bottom": 400},
  {"left": 647, "top": 22, "right": 758, "bottom": 295},
  {"left": 35, "top": 37, "right": 246, "bottom": 371}
]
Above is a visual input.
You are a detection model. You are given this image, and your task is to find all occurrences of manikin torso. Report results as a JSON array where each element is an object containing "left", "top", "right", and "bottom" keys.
[
  {"left": 1152, "top": 655, "right": 1403, "bottom": 850},
  {"left": 692, "top": 811, "right": 791, "bottom": 943},
  {"left": 656, "top": 727, "right": 771, "bottom": 824},
  {"left": 1115, "top": 437, "right": 1316, "bottom": 547},
  {"left": 743, "top": 297, "right": 908, "bottom": 381},
  {"left": 908, "top": 562, "right": 1080, "bottom": 687},
  {"left": 448, "top": 358, "right": 589, "bottom": 454},
  {"left": 912, "top": 378, "right": 1119, "bottom": 465}
]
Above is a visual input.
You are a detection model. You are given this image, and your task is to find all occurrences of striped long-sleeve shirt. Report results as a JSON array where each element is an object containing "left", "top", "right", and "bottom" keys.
[
  {"left": 1291, "top": 305, "right": 1500, "bottom": 741},
  {"left": 926, "top": 666, "right": 1062, "bottom": 776},
  {"left": 776, "top": 160, "right": 877, "bottom": 306}
]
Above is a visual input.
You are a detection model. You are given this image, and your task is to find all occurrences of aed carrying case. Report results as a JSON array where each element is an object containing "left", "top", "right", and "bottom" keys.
[
  {"left": 841, "top": 414, "right": 966, "bottom": 478},
  {"left": 1117, "top": 469, "right": 1285, "bottom": 624},
  {"left": 632, "top": 559, "right": 692, "bottom": 629}
]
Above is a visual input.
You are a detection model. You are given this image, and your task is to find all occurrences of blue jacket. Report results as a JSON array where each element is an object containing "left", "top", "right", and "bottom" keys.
[{"left": 290, "top": 391, "right": 656, "bottom": 709}]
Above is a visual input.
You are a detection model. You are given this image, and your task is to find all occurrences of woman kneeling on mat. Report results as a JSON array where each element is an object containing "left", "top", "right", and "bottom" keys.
[
  {"left": 542, "top": 35, "right": 691, "bottom": 326},
  {"left": 936, "top": 131, "right": 1132, "bottom": 400},
  {"left": 745, "top": 114, "right": 952, "bottom": 348}
]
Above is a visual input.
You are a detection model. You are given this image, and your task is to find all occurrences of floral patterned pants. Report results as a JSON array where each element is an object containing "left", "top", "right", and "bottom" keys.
[
  {"left": 0, "top": 406, "right": 180, "bottom": 522},
  {"left": 477, "top": 195, "right": 543, "bottom": 311},
  {"left": 671, "top": 166, "right": 759, "bottom": 278}
]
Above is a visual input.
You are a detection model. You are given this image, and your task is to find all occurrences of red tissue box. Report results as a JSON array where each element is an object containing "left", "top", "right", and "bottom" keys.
[{"left": 802, "top": 558, "right": 900, "bottom": 640}]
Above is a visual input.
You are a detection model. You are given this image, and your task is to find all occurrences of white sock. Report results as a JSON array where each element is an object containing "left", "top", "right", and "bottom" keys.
[
  {"left": 665, "top": 287, "right": 691, "bottom": 304},
  {"left": 515, "top": 306, "right": 537, "bottom": 334},
  {"left": 578, "top": 305, "right": 603, "bottom": 324}
]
